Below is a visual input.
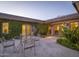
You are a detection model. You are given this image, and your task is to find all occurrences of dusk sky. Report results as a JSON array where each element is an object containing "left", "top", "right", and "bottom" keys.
[{"left": 0, "top": 1, "right": 77, "bottom": 20}]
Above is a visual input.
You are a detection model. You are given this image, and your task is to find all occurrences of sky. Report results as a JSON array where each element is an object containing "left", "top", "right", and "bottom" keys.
[{"left": 0, "top": 1, "right": 77, "bottom": 20}]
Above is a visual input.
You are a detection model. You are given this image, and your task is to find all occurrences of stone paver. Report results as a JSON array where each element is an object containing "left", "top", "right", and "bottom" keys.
[
  {"left": 36, "top": 37, "right": 79, "bottom": 57},
  {"left": 0, "top": 36, "right": 79, "bottom": 57}
]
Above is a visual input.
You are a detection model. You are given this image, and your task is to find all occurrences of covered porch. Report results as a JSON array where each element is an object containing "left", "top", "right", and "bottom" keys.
[{"left": 50, "top": 20, "right": 79, "bottom": 36}]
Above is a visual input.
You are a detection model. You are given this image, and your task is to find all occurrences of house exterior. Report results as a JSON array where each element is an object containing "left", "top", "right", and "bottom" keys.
[
  {"left": 0, "top": 13, "right": 45, "bottom": 38},
  {"left": 46, "top": 1, "right": 79, "bottom": 36},
  {"left": 0, "top": 1, "right": 79, "bottom": 38},
  {"left": 47, "top": 13, "right": 79, "bottom": 36},
  {"left": 1, "top": 13, "right": 79, "bottom": 37}
]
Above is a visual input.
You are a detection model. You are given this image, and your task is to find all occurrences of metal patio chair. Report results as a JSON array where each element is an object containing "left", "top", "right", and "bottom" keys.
[
  {"left": 20, "top": 34, "right": 36, "bottom": 56},
  {"left": 0, "top": 37, "right": 16, "bottom": 56}
]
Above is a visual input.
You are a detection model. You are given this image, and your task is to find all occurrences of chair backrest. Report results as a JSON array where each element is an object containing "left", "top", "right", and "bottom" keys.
[
  {"left": 20, "top": 34, "right": 35, "bottom": 46},
  {"left": 0, "top": 37, "right": 15, "bottom": 48}
]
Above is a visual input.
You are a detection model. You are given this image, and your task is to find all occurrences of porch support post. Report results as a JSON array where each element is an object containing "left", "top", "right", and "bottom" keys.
[{"left": 66, "top": 22, "right": 71, "bottom": 29}]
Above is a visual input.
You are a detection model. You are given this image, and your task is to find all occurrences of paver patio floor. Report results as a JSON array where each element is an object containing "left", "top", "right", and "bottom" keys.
[{"left": 0, "top": 36, "right": 79, "bottom": 57}]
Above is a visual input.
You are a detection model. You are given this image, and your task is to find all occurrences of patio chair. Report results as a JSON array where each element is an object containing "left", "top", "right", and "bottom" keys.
[
  {"left": 33, "top": 33, "right": 41, "bottom": 46},
  {"left": 0, "top": 37, "right": 16, "bottom": 56},
  {"left": 20, "top": 34, "right": 36, "bottom": 56}
]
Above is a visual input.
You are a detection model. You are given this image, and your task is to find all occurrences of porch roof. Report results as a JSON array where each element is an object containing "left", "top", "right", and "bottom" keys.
[
  {"left": 0, "top": 12, "right": 45, "bottom": 23},
  {"left": 46, "top": 13, "right": 79, "bottom": 23},
  {"left": 72, "top": 1, "right": 79, "bottom": 13},
  {"left": 0, "top": 13, "right": 79, "bottom": 24}
]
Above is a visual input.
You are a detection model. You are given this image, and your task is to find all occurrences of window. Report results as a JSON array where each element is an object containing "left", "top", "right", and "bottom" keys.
[
  {"left": 61, "top": 24, "right": 65, "bottom": 31},
  {"left": 2, "top": 22, "right": 9, "bottom": 33},
  {"left": 27, "top": 24, "right": 31, "bottom": 35},
  {"left": 71, "top": 22, "right": 78, "bottom": 30},
  {"left": 22, "top": 24, "right": 26, "bottom": 35},
  {"left": 54, "top": 25, "right": 60, "bottom": 35},
  {"left": 54, "top": 25, "right": 59, "bottom": 31}
]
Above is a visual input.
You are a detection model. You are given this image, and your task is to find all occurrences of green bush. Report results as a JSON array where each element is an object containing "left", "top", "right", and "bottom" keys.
[
  {"left": 62, "top": 27, "right": 79, "bottom": 44},
  {"left": 1, "top": 33, "right": 12, "bottom": 40},
  {"left": 75, "top": 44, "right": 79, "bottom": 50},
  {"left": 9, "top": 21, "right": 22, "bottom": 38},
  {"left": 57, "top": 27, "right": 79, "bottom": 51},
  {"left": 57, "top": 38, "right": 72, "bottom": 46},
  {"left": 57, "top": 37, "right": 79, "bottom": 51},
  {"left": 34, "top": 23, "right": 48, "bottom": 36}
]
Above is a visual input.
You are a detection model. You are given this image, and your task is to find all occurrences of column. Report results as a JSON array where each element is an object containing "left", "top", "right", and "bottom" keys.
[
  {"left": 27, "top": 24, "right": 31, "bottom": 35},
  {"left": 66, "top": 22, "right": 71, "bottom": 29}
]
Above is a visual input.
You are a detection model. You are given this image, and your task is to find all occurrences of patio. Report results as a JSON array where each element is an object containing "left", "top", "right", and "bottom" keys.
[{"left": 0, "top": 36, "right": 79, "bottom": 57}]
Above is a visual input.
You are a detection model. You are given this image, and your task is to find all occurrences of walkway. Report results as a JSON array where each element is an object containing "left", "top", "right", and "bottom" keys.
[
  {"left": 0, "top": 36, "right": 79, "bottom": 57},
  {"left": 36, "top": 36, "right": 79, "bottom": 57}
]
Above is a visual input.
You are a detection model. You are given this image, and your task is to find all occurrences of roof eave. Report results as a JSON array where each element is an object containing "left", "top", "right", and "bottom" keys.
[{"left": 72, "top": 1, "right": 79, "bottom": 13}]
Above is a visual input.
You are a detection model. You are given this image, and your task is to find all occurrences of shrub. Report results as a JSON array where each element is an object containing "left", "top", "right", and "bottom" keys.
[
  {"left": 34, "top": 23, "right": 48, "bottom": 36},
  {"left": 75, "top": 44, "right": 79, "bottom": 50},
  {"left": 57, "top": 27, "right": 79, "bottom": 51},
  {"left": 57, "top": 38, "right": 72, "bottom": 46},
  {"left": 57, "top": 37, "right": 79, "bottom": 51},
  {"left": 1, "top": 33, "right": 12, "bottom": 40},
  {"left": 9, "top": 21, "right": 22, "bottom": 38},
  {"left": 62, "top": 27, "right": 79, "bottom": 44}
]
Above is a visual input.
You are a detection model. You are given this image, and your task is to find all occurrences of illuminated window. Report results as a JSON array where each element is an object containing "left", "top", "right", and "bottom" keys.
[
  {"left": 22, "top": 24, "right": 26, "bottom": 35},
  {"left": 54, "top": 25, "right": 59, "bottom": 31},
  {"left": 27, "top": 24, "right": 31, "bottom": 35},
  {"left": 61, "top": 24, "right": 65, "bottom": 31},
  {"left": 71, "top": 22, "right": 78, "bottom": 30},
  {"left": 75, "top": 22, "right": 78, "bottom": 27},
  {"left": 57, "top": 26, "right": 59, "bottom": 31},
  {"left": 2, "top": 22, "right": 9, "bottom": 33}
]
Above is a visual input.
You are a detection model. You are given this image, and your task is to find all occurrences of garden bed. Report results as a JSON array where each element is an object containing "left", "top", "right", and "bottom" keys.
[{"left": 57, "top": 37, "right": 79, "bottom": 51}]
